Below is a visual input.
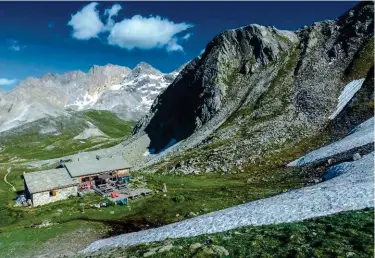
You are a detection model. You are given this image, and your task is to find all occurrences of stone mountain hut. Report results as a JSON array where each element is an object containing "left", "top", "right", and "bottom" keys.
[{"left": 23, "top": 156, "right": 132, "bottom": 207}]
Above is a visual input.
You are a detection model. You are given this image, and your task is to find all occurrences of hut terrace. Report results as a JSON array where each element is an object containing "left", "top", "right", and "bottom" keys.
[{"left": 24, "top": 156, "right": 133, "bottom": 207}]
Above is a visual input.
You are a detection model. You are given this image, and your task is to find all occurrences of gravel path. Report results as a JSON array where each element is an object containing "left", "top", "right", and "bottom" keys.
[
  {"left": 4, "top": 167, "right": 16, "bottom": 192},
  {"left": 82, "top": 152, "right": 374, "bottom": 253}
]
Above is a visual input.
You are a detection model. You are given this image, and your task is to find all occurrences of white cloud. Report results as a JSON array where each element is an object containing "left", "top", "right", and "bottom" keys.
[
  {"left": 200, "top": 48, "right": 205, "bottom": 55},
  {"left": 0, "top": 78, "right": 17, "bottom": 86},
  {"left": 68, "top": 3, "right": 193, "bottom": 52},
  {"left": 182, "top": 33, "right": 192, "bottom": 40},
  {"left": 104, "top": 4, "right": 122, "bottom": 29},
  {"left": 108, "top": 15, "right": 193, "bottom": 51},
  {"left": 67, "top": 2, "right": 104, "bottom": 40},
  {"left": 9, "top": 45, "right": 21, "bottom": 51},
  {"left": 166, "top": 38, "right": 183, "bottom": 52},
  {"left": 8, "top": 40, "right": 25, "bottom": 52}
]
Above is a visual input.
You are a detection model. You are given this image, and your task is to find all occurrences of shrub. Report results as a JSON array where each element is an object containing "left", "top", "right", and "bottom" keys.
[{"left": 172, "top": 195, "right": 186, "bottom": 203}]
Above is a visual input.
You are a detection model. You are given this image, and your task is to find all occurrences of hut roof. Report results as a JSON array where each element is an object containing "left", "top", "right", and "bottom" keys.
[
  {"left": 65, "top": 156, "right": 131, "bottom": 178},
  {"left": 24, "top": 169, "right": 78, "bottom": 194}
]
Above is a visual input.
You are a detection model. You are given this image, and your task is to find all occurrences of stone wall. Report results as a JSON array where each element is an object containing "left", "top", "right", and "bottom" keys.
[{"left": 32, "top": 186, "right": 78, "bottom": 207}]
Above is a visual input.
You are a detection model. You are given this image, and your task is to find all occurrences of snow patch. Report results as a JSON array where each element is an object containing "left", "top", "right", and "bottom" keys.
[
  {"left": 148, "top": 74, "right": 162, "bottom": 80},
  {"left": 73, "top": 128, "right": 107, "bottom": 140},
  {"left": 288, "top": 117, "right": 374, "bottom": 167},
  {"left": 329, "top": 78, "right": 365, "bottom": 119},
  {"left": 70, "top": 91, "right": 102, "bottom": 110},
  {"left": 39, "top": 126, "right": 58, "bottom": 135},
  {"left": 110, "top": 84, "right": 124, "bottom": 90},
  {"left": 86, "top": 121, "right": 95, "bottom": 128}
]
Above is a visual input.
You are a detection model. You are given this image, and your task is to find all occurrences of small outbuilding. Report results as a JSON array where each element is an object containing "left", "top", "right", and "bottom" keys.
[{"left": 24, "top": 168, "right": 79, "bottom": 207}]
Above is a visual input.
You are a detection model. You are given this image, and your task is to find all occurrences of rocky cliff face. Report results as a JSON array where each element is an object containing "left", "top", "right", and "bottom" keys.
[
  {"left": 134, "top": 24, "right": 299, "bottom": 151},
  {"left": 0, "top": 62, "right": 181, "bottom": 133},
  {"left": 134, "top": 1, "right": 374, "bottom": 172}
]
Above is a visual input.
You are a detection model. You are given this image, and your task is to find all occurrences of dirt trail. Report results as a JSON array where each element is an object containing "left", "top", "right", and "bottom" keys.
[{"left": 4, "top": 167, "right": 16, "bottom": 192}]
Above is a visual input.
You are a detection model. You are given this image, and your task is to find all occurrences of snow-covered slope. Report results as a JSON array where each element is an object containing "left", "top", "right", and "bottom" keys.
[
  {"left": 288, "top": 117, "right": 374, "bottom": 167},
  {"left": 0, "top": 62, "right": 183, "bottom": 132}
]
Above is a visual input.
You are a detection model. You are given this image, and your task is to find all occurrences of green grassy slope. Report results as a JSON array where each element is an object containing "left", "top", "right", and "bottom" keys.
[
  {"left": 0, "top": 111, "right": 135, "bottom": 163},
  {"left": 83, "top": 110, "right": 135, "bottom": 138},
  {"left": 79, "top": 209, "right": 374, "bottom": 258}
]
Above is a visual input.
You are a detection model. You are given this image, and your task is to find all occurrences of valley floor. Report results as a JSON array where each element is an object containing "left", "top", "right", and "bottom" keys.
[{"left": 0, "top": 161, "right": 313, "bottom": 258}]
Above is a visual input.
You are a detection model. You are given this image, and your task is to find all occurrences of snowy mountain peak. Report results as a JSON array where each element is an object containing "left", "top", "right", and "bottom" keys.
[
  {"left": 0, "top": 60, "right": 187, "bottom": 132},
  {"left": 134, "top": 62, "right": 158, "bottom": 70},
  {"left": 131, "top": 62, "right": 161, "bottom": 77},
  {"left": 88, "top": 64, "right": 131, "bottom": 76}
]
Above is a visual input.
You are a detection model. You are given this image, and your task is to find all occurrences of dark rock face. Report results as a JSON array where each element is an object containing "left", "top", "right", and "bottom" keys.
[
  {"left": 135, "top": 24, "right": 296, "bottom": 152},
  {"left": 134, "top": 1, "right": 374, "bottom": 165}
]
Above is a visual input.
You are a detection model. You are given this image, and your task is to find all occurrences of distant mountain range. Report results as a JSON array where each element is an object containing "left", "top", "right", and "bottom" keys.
[{"left": 0, "top": 62, "right": 184, "bottom": 133}]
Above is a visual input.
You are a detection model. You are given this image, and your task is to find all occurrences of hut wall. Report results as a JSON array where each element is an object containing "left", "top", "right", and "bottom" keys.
[{"left": 32, "top": 186, "right": 78, "bottom": 207}]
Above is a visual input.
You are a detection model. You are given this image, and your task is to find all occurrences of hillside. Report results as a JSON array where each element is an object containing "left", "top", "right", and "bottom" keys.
[{"left": 0, "top": 110, "right": 135, "bottom": 163}]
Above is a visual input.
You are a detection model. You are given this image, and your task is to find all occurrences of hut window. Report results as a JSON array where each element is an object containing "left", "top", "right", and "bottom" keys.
[
  {"left": 81, "top": 177, "right": 90, "bottom": 182},
  {"left": 49, "top": 190, "right": 57, "bottom": 197}
]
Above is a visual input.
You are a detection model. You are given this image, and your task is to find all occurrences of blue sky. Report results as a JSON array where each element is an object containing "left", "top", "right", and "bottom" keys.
[{"left": 0, "top": 1, "right": 357, "bottom": 90}]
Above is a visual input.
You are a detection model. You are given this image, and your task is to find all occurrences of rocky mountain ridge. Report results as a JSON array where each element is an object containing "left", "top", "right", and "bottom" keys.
[
  {"left": 132, "top": 1, "right": 374, "bottom": 172},
  {"left": 0, "top": 62, "right": 183, "bottom": 133}
]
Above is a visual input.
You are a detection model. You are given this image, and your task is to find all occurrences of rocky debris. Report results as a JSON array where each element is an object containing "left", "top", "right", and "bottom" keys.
[
  {"left": 143, "top": 251, "right": 155, "bottom": 257},
  {"left": 353, "top": 152, "right": 362, "bottom": 161},
  {"left": 211, "top": 245, "right": 230, "bottom": 256},
  {"left": 202, "top": 246, "right": 214, "bottom": 255},
  {"left": 157, "top": 244, "right": 174, "bottom": 253},
  {"left": 186, "top": 211, "right": 199, "bottom": 218},
  {"left": 33, "top": 220, "right": 57, "bottom": 228},
  {"left": 142, "top": 243, "right": 174, "bottom": 257},
  {"left": 189, "top": 243, "right": 202, "bottom": 251}
]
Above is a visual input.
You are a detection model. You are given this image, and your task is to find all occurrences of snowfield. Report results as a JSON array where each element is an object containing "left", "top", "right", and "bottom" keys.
[
  {"left": 82, "top": 151, "right": 374, "bottom": 253},
  {"left": 288, "top": 117, "right": 374, "bottom": 167},
  {"left": 329, "top": 78, "right": 365, "bottom": 119},
  {"left": 73, "top": 128, "right": 107, "bottom": 140}
]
